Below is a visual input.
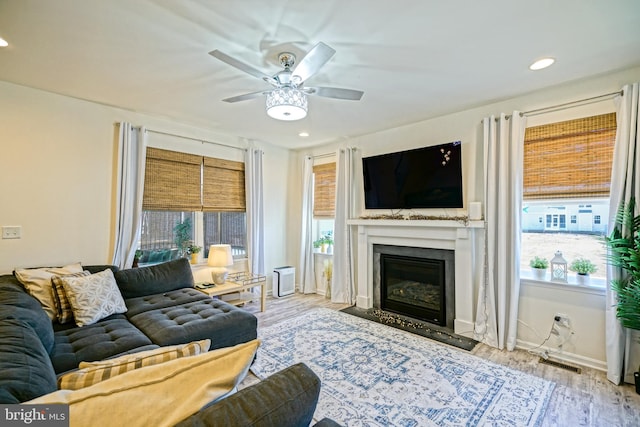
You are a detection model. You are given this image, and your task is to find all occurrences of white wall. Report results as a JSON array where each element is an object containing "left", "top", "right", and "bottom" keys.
[
  {"left": 0, "top": 81, "right": 292, "bottom": 278},
  {"left": 292, "top": 66, "right": 640, "bottom": 369}
]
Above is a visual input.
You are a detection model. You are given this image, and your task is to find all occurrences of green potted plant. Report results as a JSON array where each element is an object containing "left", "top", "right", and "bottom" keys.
[
  {"left": 605, "top": 200, "right": 640, "bottom": 393},
  {"left": 173, "top": 217, "right": 192, "bottom": 257},
  {"left": 569, "top": 258, "right": 597, "bottom": 285},
  {"left": 133, "top": 249, "right": 143, "bottom": 268},
  {"left": 529, "top": 256, "right": 549, "bottom": 280},
  {"left": 187, "top": 244, "right": 202, "bottom": 264},
  {"left": 313, "top": 239, "right": 322, "bottom": 253}
]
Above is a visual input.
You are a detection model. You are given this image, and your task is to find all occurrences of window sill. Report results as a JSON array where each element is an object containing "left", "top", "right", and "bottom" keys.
[{"left": 520, "top": 272, "right": 606, "bottom": 296}]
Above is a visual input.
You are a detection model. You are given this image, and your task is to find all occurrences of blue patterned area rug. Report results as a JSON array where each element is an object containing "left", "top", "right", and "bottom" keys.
[{"left": 251, "top": 308, "right": 555, "bottom": 427}]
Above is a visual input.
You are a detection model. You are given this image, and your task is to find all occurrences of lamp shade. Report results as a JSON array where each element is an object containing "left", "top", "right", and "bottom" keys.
[
  {"left": 207, "top": 244, "right": 233, "bottom": 267},
  {"left": 266, "top": 87, "right": 308, "bottom": 121}
]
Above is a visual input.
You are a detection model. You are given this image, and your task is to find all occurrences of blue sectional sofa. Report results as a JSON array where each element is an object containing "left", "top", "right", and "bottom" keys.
[{"left": 0, "top": 258, "right": 337, "bottom": 426}]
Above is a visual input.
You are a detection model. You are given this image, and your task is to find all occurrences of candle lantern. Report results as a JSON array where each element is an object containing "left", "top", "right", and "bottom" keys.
[{"left": 550, "top": 250, "right": 568, "bottom": 282}]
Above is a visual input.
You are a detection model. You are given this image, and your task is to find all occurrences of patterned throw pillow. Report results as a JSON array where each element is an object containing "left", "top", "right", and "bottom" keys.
[
  {"left": 60, "top": 269, "right": 127, "bottom": 327},
  {"left": 58, "top": 339, "right": 211, "bottom": 390},
  {"left": 14, "top": 262, "right": 83, "bottom": 319},
  {"left": 51, "top": 271, "right": 91, "bottom": 324}
]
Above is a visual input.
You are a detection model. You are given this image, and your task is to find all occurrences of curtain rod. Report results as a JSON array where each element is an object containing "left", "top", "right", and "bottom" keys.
[
  {"left": 501, "top": 90, "right": 623, "bottom": 121},
  {"left": 143, "top": 128, "right": 244, "bottom": 151},
  {"left": 312, "top": 147, "right": 358, "bottom": 160},
  {"left": 312, "top": 152, "right": 336, "bottom": 160}
]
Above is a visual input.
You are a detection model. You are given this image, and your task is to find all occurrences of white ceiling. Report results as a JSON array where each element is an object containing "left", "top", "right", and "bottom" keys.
[{"left": 1, "top": 0, "right": 639, "bottom": 149}]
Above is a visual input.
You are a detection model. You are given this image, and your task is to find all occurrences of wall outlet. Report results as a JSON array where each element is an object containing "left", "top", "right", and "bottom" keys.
[
  {"left": 554, "top": 313, "right": 571, "bottom": 328},
  {"left": 1, "top": 226, "right": 21, "bottom": 239}
]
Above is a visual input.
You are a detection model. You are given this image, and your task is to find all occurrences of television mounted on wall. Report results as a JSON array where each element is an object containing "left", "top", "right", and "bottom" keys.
[{"left": 362, "top": 141, "right": 463, "bottom": 209}]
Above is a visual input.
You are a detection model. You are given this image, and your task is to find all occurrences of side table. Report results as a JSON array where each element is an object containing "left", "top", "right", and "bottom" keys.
[{"left": 195, "top": 272, "right": 266, "bottom": 312}]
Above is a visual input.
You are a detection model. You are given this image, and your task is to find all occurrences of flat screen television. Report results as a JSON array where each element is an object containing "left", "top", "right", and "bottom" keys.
[{"left": 362, "top": 141, "right": 463, "bottom": 209}]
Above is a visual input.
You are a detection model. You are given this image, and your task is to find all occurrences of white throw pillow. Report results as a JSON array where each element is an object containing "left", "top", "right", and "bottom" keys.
[
  {"left": 59, "top": 339, "right": 211, "bottom": 390},
  {"left": 14, "top": 262, "right": 83, "bottom": 319},
  {"left": 61, "top": 268, "right": 127, "bottom": 327},
  {"left": 28, "top": 339, "right": 260, "bottom": 427}
]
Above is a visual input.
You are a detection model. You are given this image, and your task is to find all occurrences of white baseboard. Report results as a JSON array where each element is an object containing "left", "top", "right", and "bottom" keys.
[
  {"left": 454, "top": 319, "right": 475, "bottom": 338},
  {"left": 516, "top": 338, "right": 607, "bottom": 372}
]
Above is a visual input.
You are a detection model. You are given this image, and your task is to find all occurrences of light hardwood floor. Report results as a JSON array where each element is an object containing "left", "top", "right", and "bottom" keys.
[{"left": 240, "top": 293, "right": 640, "bottom": 427}]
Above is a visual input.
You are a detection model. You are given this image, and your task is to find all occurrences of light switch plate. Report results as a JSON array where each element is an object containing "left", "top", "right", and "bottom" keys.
[{"left": 2, "top": 226, "right": 21, "bottom": 239}]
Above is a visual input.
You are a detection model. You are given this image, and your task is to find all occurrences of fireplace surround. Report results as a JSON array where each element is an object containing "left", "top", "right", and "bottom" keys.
[{"left": 348, "top": 219, "right": 484, "bottom": 336}]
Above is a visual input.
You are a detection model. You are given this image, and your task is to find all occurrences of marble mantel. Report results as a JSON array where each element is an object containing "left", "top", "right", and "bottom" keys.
[{"left": 347, "top": 219, "right": 484, "bottom": 336}]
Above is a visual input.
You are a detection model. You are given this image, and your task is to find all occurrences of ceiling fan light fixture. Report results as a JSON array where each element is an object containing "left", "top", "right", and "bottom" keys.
[{"left": 266, "top": 87, "right": 308, "bottom": 121}]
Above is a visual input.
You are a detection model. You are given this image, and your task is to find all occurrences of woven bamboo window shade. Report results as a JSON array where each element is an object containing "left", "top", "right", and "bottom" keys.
[
  {"left": 523, "top": 112, "right": 616, "bottom": 200},
  {"left": 313, "top": 163, "right": 336, "bottom": 217},
  {"left": 142, "top": 148, "right": 202, "bottom": 211},
  {"left": 203, "top": 157, "right": 245, "bottom": 212}
]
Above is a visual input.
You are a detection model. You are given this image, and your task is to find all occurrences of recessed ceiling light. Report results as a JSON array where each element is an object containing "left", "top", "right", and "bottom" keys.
[
  {"left": 299, "top": 132, "right": 309, "bottom": 137},
  {"left": 0, "top": 38, "right": 8, "bottom": 47},
  {"left": 529, "top": 57, "right": 555, "bottom": 71}
]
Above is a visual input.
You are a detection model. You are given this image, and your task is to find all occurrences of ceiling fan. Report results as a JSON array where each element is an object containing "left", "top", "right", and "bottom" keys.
[{"left": 209, "top": 42, "right": 364, "bottom": 121}]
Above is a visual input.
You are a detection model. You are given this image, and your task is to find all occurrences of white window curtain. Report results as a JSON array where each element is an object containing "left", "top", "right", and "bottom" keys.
[
  {"left": 474, "top": 112, "right": 526, "bottom": 350},
  {"left": 331, "top": 147, "right": 357, "bottom": 304},
  {"left": 299, "top": 156, "right": 316, "bottom": 294},
  {"left": 112, "top": 123, "right": 146, "bottom": 269},
  {"left": 245, "top": 146, "right": 265, "bottom": 275},
  {"left": 606, "top": 82, "right": 640, "bottom": 384}
]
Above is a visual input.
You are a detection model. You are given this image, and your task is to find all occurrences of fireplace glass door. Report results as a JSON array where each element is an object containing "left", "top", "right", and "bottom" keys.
[{"left": 380, "top": 254, "right": 446, "bottom": 325}]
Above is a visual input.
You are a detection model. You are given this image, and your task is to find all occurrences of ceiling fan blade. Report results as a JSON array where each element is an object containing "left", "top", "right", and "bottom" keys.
[
  {"left": 209, "top": 50, "right": 269, "bottom": 80},
  {"left": 291, "top": 42, "right": 336, "bottom": 83},
  {"left": 222, "top": 90, "right": 267, "bottom": 103},
  {"left": 305, "top": 86, "right": 364, "bottom": 101}
]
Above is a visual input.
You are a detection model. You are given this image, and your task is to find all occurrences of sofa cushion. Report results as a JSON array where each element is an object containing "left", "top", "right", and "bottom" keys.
[
  {"left": 175, "top": 362, "right": 321, "bottom": 427},
  {"left": 125, "top": 288, "right": 210, "bottom": 317},
  {"left": 14, "top": 262, "right": 83, "bottom": 319},
  {"left": 114, "top": 258, "right": 194, "bottom": 299},
  {"left": 28, "top": 340, "right": 260, "bottom": 427},
  {"left": 128, "top": 299, "right": 257, "bottom": 350},
  {"left": 0, "top": 318, "right": 58, "bottom": 403},
  {"left": 51, "top": 271, "right": 91, "bottom": 324},
  {"left": 0, "top": 284, "right": 55, "bottom": 354},
  {"left": 50, "top": 316, "right": 154, "bottom": 374},
  {"left": 61, "top": 269, "right": 127, "bottom": 327},
  {"left": 59, "top": 339, "right": 211, "bottom": 390}
]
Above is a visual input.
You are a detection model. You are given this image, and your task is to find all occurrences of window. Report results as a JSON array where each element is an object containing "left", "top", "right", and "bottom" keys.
[
  {"left": 313, "top": 163, "right": 336, "bottom": 218},
  {"left": 521, "top": 113, "right": 616, "bottom": 284},
  {"left": 140, "top": 148, "right": 246, "bottom": 263},
  {"left": 312, "top": 162, "right": 336, "bottom": 250}
]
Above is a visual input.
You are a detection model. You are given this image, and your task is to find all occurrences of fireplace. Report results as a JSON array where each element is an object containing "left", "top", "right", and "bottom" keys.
[{"left": 373, "top": 244, "right": 455, "bottom": 330}]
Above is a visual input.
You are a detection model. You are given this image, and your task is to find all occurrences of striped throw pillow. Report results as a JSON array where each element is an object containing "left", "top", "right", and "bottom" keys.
[
  {"left": 58, "top": 339, "right": 211, "bottom": 390},
  {"left": 51, "top": 271, "right": 91, "bottom": 324}
]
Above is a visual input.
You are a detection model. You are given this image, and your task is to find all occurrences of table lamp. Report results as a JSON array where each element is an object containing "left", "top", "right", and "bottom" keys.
[{"left": 208, "top": 244, "right": 233, "bottom": 285}]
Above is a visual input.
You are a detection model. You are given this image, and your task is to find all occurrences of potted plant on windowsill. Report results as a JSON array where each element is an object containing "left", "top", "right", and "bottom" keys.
[
  {"left": 605, "top": 200, "right": 640, "bottom": 394},
  {"left": 529, "top": 256, "right": 549, "bottom": 280},
  {"left": 569, "top": 258, "right": 597, "bottom": 285},
  {"left": 187, "top": 244, "right": 202, "bottom": 264}
]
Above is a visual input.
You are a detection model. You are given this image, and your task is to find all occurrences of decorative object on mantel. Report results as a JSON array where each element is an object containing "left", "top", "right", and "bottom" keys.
[
  {"left": 550, "top": 250, "right": 568, "bottom": 282},
  {"left": 358, "top": 213, "right": 469, "bottom": 225},
  {"left": 359, "top": 213, "right": 405, "bottom": 220}
]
